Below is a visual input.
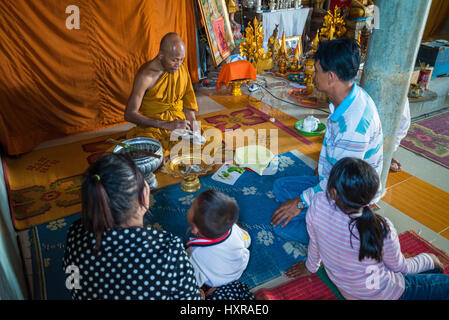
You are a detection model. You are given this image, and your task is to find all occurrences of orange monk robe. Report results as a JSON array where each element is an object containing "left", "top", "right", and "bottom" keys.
[{"left": 126, "top": 64, "right": 217, "bottom": 157}]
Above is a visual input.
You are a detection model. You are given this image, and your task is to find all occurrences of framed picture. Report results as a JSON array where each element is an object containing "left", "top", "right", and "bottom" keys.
[
  {"left": 278, "top": 36, "right": 303, "bottom": 56},
  {"left": 197, "top": 0, "right": 236, "bottom": 66}
]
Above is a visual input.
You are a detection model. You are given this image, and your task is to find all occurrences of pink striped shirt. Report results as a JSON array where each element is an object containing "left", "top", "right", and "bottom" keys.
[{"left": 305, "top": 192, "right": 435, "bottom": 300}]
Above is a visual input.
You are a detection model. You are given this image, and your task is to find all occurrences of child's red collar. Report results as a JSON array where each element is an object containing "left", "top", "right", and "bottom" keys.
[{"left": 186, "top": 229, "right": 232, "bottom": 248}]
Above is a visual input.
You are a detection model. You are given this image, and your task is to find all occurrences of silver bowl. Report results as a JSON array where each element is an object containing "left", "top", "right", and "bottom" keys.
[{"left": 113, "top": 137, "right": 163, "bottom": 189}]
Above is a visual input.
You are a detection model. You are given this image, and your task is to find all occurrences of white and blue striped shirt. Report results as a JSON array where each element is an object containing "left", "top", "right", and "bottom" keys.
[{"left": 301, "top": 83, "right": 384, "bottom": 206}]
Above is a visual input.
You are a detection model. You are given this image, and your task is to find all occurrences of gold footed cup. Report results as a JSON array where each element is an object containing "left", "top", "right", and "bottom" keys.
[
  {"left": 230, "top": 80, "right": 245, "bottom": 96},
  {"left": 161, "top": 154, "right": 215, "bottom": 193},
  {"left": 180, "top": 176, "right": 201, "bottom": 193}
]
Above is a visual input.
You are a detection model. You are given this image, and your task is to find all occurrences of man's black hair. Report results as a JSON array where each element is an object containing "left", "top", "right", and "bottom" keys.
[{"left": 314, "top": 38, "right": 361, "bottom": 81}]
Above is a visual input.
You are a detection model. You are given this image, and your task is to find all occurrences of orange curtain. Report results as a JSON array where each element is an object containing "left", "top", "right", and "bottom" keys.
[
  {"left": 0, "top": 0, "right": 198, "bottom": 155},
  {"left": 422, "top": 0, "right": 449, "bottom": 40}
]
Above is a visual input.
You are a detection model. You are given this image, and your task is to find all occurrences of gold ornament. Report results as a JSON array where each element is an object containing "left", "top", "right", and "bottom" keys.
[
  {"left": 350, "top": 0, "right": 374, "bottom": 18},
  {"left": 239, "top": 17, "right": 271, "bottom": 73},
  {"left": 320, "top": 6, "right": 346, "bottom": 41},
  {"left": 230, "top": 80, "right": 246, "bottom": 96},
  {"left": 274, "top": 31, "right": 290, "bottom": 74}
]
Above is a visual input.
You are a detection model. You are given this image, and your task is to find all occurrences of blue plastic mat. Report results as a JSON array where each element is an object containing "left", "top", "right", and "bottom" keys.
[
  {"left": 29, "top": 150, "right": 315, "bottom": 299},
  {"left": 29, "top": 213, "right": 81, "bottom": 300}
]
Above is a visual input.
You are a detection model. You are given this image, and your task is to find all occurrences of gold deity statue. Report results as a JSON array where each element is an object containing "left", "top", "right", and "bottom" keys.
[
  {"left": 274, "top": 31, "right": 290, "bottom": 74},
  {"left": 240, "top": 17, "right": 272, "bottom": 73},
  {"left": 320, "top": 6, "right": 346, "bottom": 41}
]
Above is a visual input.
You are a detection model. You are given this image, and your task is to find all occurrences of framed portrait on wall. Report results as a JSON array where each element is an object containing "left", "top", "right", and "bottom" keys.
[{"left": 197, "top": 0, "right": 236, "bottom": 66}]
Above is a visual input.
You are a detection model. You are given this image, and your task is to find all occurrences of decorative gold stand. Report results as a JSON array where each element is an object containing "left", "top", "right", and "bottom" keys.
[
  {"left": 230, "top": 80, "right": 246, "bottom": 96},
  {"left": 304, "top": 58, "right": 315, "bottom": 92},
  {"left": 161, "top": 154, "right": 215, "bottom": 193},
  {"left": 180, "top": 176, "right": 201, "bottom": 193}
]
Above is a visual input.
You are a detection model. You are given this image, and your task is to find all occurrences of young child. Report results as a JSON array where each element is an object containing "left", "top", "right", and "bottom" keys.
[
  {"left": 186, "top": 189, "right": 252, "bottom": 298},
  {"left": 285, "top": 157, "right": 449, "bottom": 300}
]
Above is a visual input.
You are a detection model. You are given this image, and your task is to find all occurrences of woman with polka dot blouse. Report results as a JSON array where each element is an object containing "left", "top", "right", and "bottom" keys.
[{"left": 63, "top": 153, "right": 202, "bottom": 300}]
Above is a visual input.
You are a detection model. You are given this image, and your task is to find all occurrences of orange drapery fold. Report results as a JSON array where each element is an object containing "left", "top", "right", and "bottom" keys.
[
  {"left": 422, "top": 0, "right": 449, "bottom": 40},
  {"left": 0, "top": 0, "right": 199, "bottom": 155},
  {"left": 216, "top": 60, "right": 258, "bottom": 90}
]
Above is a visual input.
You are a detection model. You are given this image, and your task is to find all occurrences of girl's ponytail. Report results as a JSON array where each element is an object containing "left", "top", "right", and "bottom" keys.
[
  {"left": 349, "top": 206, "right": 389, "bottom": 262},
  {"left": 328, "top": 157, "right": 389, "bottom": 263}
]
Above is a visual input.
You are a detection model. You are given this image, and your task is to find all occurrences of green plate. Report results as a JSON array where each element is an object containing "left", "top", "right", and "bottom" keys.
[
  {"left": 287, "top": 74, "right": 305, "bottom": 83},
  {"left": 294, "top": 120, "right": 326, "bottom": 136}
]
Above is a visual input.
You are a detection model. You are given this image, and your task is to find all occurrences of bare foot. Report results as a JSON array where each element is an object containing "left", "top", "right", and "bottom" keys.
[
  {"left": 390, "top": 158, "right": 401, "bottom": 172},
  {"left": 285, "top": 261, "right": 312, "bottom": 278}
]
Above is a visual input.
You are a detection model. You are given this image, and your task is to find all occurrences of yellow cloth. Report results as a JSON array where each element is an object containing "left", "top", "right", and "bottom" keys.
[
  {"left": 226, "top": 0, "right": 239, "bottom": 14},
  {"left": 126, "top": 63, "right": 200, "bottom": 155}
]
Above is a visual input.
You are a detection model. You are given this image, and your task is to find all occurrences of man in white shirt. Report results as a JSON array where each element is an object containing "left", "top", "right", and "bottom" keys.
[{"left": 271, "top": 38, "right": 384, "bottom": 244}]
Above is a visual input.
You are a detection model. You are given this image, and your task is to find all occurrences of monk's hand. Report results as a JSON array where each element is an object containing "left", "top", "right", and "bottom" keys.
[
  {"left": 285, "top": 261, "right": 312, "bottom": 278},
  {"left": 163, "top": 120, "right": 191, "bottom": 131},
  {"left": 271, "top": 198, "right": 301, "bottom": 228}
]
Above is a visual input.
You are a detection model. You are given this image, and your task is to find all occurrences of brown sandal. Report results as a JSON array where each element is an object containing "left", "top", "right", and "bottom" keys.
[{"left": 390, "top": 158, "right": 401, "bottom": 172}]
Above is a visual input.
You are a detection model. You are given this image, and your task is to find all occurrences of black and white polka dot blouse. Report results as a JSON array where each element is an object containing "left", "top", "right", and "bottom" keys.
[{"left": 63, "top": 219, "right": 202, "bottom": 300}]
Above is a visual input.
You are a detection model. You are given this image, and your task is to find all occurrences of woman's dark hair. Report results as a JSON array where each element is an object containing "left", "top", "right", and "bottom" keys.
[
  {"left": 81, "top": 152, "right": 147, "bottom": 253},
  {"left": 193, "top": 189, "right": 239, "bottom": 239},
  {"left": 314, "top": 38, "right": 361, "bottom": 81},
  {"left": 327, "top": 157, "right": 389, "bottom": 262}
]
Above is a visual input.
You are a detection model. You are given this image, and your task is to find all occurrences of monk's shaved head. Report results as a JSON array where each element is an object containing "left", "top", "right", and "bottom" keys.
[
  {"left": 160, "top": 32, "right": 185, "bottom": 55},
  {"left": 158, "top": 33, "right": 186, "bottom": 73}
]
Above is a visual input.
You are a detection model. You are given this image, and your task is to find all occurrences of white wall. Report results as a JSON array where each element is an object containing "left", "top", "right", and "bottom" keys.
[{"left": 0, "top": 154, "right": 27, "bottom": 299}]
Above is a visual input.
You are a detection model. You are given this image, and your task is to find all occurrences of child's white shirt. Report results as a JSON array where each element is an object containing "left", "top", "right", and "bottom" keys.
[{"left": 187, "top": 224, "right": 251, "bottom": 287}]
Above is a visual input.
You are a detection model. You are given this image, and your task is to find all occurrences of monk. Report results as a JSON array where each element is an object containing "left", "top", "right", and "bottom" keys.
[{"left": 124, "top": 32, "right": 200, "bottom": 156}]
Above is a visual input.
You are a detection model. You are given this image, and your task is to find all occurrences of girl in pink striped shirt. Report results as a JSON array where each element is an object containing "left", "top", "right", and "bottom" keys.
[{"left": 286, "top": 157, "right": 449, "bottom": 300}]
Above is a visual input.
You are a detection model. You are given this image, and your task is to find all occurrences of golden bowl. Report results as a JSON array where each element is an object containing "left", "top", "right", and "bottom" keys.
[{"left": 161, "top": 154, "right": 215, "bottom": 193}]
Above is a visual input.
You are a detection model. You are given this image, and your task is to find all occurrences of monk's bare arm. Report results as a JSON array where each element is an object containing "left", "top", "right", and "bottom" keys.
[
  {"left": 124, "top": 66, "right": 191, "bottom": 131},
  {"left": 124, "top": 66, "right": 167, "bottom": 129},
  {"left": 182, "top": 69, "right": 198, "bottom": 129}
]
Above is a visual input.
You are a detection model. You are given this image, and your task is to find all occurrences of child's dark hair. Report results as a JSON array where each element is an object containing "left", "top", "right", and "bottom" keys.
[
  {"left": 314, "top": 38, "right": 361, "bottom": 81},
  {"left": 81, "top": 152, "right": 147, "bottom": 253},
  {"left": 193, "top": 189, "right": 239, "bottom": 239},
  {"left": 327, "top": 157, "right": 390, "bottom": 262}
]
